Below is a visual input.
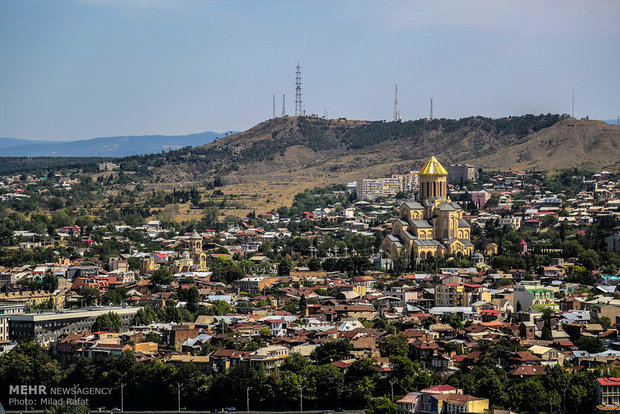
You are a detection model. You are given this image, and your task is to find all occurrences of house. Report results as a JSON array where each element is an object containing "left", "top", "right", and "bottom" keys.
[
  {"left": 249, "top": 345, "right": 289, "bottom": 372},
  {"left": 605, "top": 233, "right": 620, "bottom": 253},
  {"left": 528, "top": 345, "right": 565, "bottom": 366},
  {"left": 513, "top": 285, "right": 554, "bottom": 311},
  {"left": 165, "top": 355, "right": 211, "bottom": 374},
  {"left": 396, "top": 392, "right": 420, "bottom": 414},
  {"left": 89, "top": 343, "right": 131, "bottom": 359},
  {"left": 417, "top": 384, "right": 489, "bottom": 414},
  {"left": 236, "top": 276, "right": 278, "bottom": 294},
  {"left": 210, "top": 349, "right": 250, "bottom": 373},
  {"left": 597, "top": 377, "right": 620, "bottom": 408},
  {"left": 263, "top": 318, "right": 288, "bottom": 337},
  {"left": 432, "top": 394, "right": 489, "bottom": 414}
]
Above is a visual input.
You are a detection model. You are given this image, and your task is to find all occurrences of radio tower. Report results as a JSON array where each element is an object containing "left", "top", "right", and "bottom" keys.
[
  {"left": 295, "top": 63, "right": 302, "bottom": 116},
  {"left": 282, "top": 94, "right": 286, "bottom": 116},
  {"left": 393, "top": 84, "right": 401, "bottom": 122},
  {"left": 272, "top": 94, "right": 276, "bottom": 118},
  {"left": 429, "top": 98, "right": 434, "bottom": 120}
]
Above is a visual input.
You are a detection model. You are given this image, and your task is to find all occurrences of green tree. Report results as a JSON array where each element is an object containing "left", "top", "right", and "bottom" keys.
[
  {"left": 575, "top": 336, "right": 605, "bottom": 353},
  {"left": 208, "top": 300, "right": 231, "bottom": 316},
  {"left": 541, "top": 308, "right": 553, "bottom": 341},
  {"left": 202, "top": 206, "right": 220, "bottom": 228},
  {"left": 298, "top": 293, "right": 307, "bottom": 313},
  {"left": 311, "top": 340, "right": 353, "bottom": 364},
  {"left": 142, "top": 331, "right": 161, "bottom": 344},
  {"left": 278, "top": 258, "right": 292, "bottom": 276},
  {"left": 132, "top": 305, "right": 158, "bottom": 325},
  {"left": 80, "top": 287, "right": 100, "bottom": 306},
  {"left": 441, "top": 314, "right": 464, "bottom": 331},
  {"left": 281, "top": 353, "right": 310, "bottom": 374},
  {"left": 92, "top": 311, "right": 123, "bottom": 332},
  {"left": 391, "top": 248, "right": 410, "bottom": 275},
  {"left": 521, "top": 378, "right": 547, "bottom": 414},
  {"left": 579, "top": 249, "right": 600, "bottom": 270},
  {"left": 186, "top": 286, "right": 200, "bottom": 313},
  {"left": 380, "top": 334, "right": 409, "bottom": 358},
  {"left": 102, "top": 289, "right": 125, "bottom": 305},
  {"left": 600, "top": 316, "right": 612, "bottom": 330},
  {"left": 41, "top": 270, "right": 58, "bottom": 292},
  {"left": 150, "top": 267, "right": 173, "bottom": 285}
]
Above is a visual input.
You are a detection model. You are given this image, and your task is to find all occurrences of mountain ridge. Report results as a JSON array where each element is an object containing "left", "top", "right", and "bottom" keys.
[
  {"left": 139, "top": 114, "right": 618, "bottom": 214},
  {"left": 0, "top": 130, "right": 236, "bottom": 157}
]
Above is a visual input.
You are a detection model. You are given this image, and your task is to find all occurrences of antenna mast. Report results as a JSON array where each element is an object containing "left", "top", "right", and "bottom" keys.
[
  {"left": 572, "top": 89, "right": 575, "bottom": 118},
  {"left": 273, "top": 94, "right": 276, "bottom": 118},
  {"left": 393, "top": 84, "right": 401, "bottom": 122},
  {"left": 295, "top": 63, "right": 302, "bottom": 116},
  {"left": 282, "top": 94, "right": 286, "bottom": 116},
  {"left": 430, "top": 98, "right": 434, "bottom": 120}
]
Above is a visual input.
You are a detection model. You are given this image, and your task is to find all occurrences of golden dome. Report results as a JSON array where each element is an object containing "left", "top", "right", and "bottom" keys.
[{"left": 419, "top": 155, "right": 448, "bottom": 176}]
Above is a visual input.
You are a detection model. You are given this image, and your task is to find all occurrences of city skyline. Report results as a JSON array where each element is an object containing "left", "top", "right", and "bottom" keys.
[{"left": 1, "top": 0, "right": 618, "bottom": 141}]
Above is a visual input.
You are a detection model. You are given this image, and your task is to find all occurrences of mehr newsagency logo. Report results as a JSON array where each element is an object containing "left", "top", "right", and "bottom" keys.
[{"left": 7, "top": 384, "right": 113, "bottom": 409}]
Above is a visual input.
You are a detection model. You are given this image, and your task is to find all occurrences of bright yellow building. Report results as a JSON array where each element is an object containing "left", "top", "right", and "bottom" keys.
[{"left": 382, "top": 155, "right": 473, "bottom": 258}]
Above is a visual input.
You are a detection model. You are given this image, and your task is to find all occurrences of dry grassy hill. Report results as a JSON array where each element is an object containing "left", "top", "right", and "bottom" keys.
[{"left": 148, "top": 115, "right": 619, "bottom": 214}]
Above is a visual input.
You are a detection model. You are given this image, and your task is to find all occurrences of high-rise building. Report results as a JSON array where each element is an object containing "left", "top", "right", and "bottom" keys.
[{"left": 446, "top": 164, "right": 477, "bottom": 183}]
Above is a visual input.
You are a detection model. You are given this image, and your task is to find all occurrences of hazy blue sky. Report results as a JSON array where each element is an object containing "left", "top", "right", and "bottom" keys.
[{"left": 1, "top": 0, "right": 618, "bottom": 140}]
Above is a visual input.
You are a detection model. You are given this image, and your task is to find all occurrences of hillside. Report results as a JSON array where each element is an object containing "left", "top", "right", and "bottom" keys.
[
  {"left": 146, "top": 114, "right": 619, "bottom": 214},
  {"left": 0, "top": 130, "right": 234, "bottom": 157}
]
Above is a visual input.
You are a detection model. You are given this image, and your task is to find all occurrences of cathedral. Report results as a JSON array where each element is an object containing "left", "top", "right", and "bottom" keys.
[{"left": 382, "top": 154, "right": 474, "bottom": 258}]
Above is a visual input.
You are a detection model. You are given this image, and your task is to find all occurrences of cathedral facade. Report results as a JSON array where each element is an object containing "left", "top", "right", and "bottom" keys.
[{"left": 382, "top": 155, "right": 474, "bottom": 258}]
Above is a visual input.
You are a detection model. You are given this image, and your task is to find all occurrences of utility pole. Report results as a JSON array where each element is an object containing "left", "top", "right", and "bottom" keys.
[
  {"left": 178, "top": 383, "right": 181, "bottom": 413},
  {"left": 390, "top": 379, "right": 396, "bottom": 402},
  {"left": 299, "top": 382, "right": 307, "bottom": 413},
  {"left": 121, "top": 383, "right": 125, "bottom": 412},
  {"left": 246, "top": 386, "right": 252, "bottom": 413}
]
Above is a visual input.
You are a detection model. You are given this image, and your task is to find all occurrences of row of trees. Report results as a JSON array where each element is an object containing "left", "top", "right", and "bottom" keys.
[{"left": 0, "top": 339, "right": 598, "bottom": 413}]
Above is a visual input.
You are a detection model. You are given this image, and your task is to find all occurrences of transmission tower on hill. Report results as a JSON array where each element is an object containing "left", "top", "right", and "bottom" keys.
[
  {"left": 430, "top": 98, "right": 434, "bottom": 120},
  {"left": 282, "top": 94, "right": 286, "bottom": 116},
  {"left": 393, "top": 84, "right": 401, "bottom": 122},
  {"left": 295, "top": 63, "right": 302, "bottom": 116}
]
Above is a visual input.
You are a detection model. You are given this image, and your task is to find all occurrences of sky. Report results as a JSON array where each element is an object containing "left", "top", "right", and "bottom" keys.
[{"left": 0, "top": 0, "right": 619, "bottom": 141}]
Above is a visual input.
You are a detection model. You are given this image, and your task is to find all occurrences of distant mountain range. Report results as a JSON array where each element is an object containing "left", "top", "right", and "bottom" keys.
[
  {"left": 0, "top": 131, "right": 235, "bottom": 157},
  {"left": 604, "top": 119, "right": 619, "bottom": 126}
]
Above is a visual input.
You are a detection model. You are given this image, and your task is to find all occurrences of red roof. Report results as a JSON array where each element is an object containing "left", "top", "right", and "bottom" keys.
[
  {"left": 421, "top": 385, "right": 458, "bottom": 393},
  {"left": 481, "top": 309, "right": 502, "bottom": 315},
  {"left": 509, "top": 365, "right": 545, "bottom": 376},
  {"left": 519, "top": 239, "right": 527, "bottom": 245},
  {"left": 599, "top": 378, "right": 620, "bottom": 386},
  {"left": 396, "top": 392, "right": 419, "bottom": 404}
]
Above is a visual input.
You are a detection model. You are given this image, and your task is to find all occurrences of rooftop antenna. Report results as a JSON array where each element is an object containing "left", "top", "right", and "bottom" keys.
[
  {"left": 323, "top": 108, "right": 328, "bottom": 119},
  {"left": 272, "top": 94, "right": 276, "bottom": 118},
  {"left": 430, "top": 98, "right": 434, "bottom": 120},
  {"left": 295, "top": 62, "right": 302, "bottom": 116},
  {"left": 282, "top": 94, "right": 286, "bottom": 116},
  {"left": 393, "top": 84, "right": 401, "bottom": 122},
  {"left": 572, "top": 89, "right": 575, "bottom": 118}
]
